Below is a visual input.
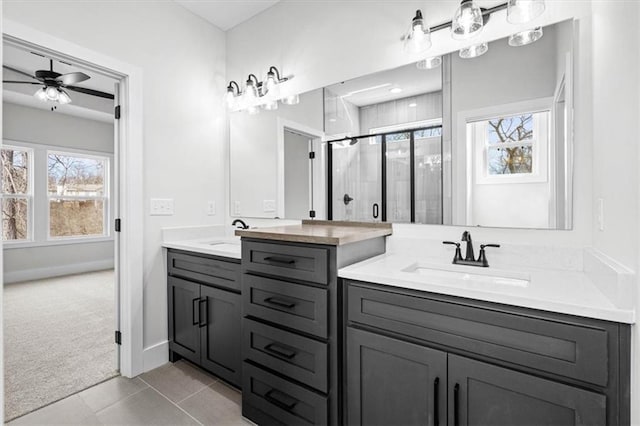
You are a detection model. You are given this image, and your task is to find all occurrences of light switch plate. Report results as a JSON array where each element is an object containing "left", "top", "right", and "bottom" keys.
[
  {"left": 150, "top": 198, "right": 174, "bottom": 216},
  {"left": 263, "top": 200, "right": 276, "bottom": 212},
  {"left": 207, "top": 200, "right": 216, "bottom": 216},
  {"left": 234, "top": 201, "right": 241, "bottom": 215}
]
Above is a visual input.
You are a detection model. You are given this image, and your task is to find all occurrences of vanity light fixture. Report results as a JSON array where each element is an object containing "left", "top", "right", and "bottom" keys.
[
  {"left": 403, "top": 10, "right": 432, "bottom": 53},
  {"left": 452, "top": 0, "right": 484, "bottom": 40},
  {"left": 225, "top": 81, "right": 241, "bottom": 109},
  {"left": 507, "top": 0, "right": 545, "bottom": 24},
  {"left": 508, "top": 26, "right": 543, "bottom": 46},
  {"left": 416, "top": 56, "right": 442, "bottom": 70},
  {"left": 226, "top": 66, "right": 297, "bottom": 113},
  {"left": 459, "top": 42, "right": 488, "bottom": 59},
  {"left": 243, "top": 74, "right": 260, "bottom": 105}
]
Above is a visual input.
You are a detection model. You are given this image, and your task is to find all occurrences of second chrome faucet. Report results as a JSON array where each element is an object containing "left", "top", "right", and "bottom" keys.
[{"left": 443, "top": 231, "right": 500, "bottom": 267}]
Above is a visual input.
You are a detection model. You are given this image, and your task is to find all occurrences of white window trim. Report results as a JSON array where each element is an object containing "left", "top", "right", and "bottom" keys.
[
  {"left": 47, "top": 149, "right": 111, "bottom": 241},
  {"left": 1, "top": 143, "right": 35, "bottom": 244},
  {"left": 2, "top": 139, "right": 114, "bottom": 249},
  {"left": 472, "top": 110, "right": 549, "bottom": 185}
]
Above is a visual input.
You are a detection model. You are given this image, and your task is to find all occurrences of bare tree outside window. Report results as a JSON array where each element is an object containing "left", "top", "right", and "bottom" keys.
[
  {"left": 48, "top": 153, "right": 107, "bottom": 238},
  {"left": 1, "top": 147, "right": 31, "bottom": 241},
  {"left": 487, "top": 114, "right": 534, "bottom": 175}
]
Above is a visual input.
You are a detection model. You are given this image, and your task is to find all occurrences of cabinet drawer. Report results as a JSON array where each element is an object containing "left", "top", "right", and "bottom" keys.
[
  {"left": 243, "top": 362, "right": 328, "bottom": 426},
  {"left": 244, "top": 275, "right": 328, "bottom": 338},
  {"left": 347, "top": 282, "right": 610, "bottom": 387},
  {"left": 243, "top": 240, "right": 329, "bottom": 284},
  {"left": 244, "top": 318, "right": 328, "bottom": 392},
  {"left": 168, "top": 251, "right": 240, "bottom": 291}
]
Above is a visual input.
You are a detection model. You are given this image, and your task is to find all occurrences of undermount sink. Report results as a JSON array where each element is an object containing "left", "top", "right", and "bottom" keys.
[
  {"left": 193, "top": 239, "right": 241, "bottom": 253},
  {"left": 402, "top": 262, "right": 530, "bottom": 288}
]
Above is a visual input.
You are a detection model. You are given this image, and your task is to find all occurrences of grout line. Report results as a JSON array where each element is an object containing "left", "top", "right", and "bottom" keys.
[
  {"left": 91, "top": 380, "right": 150, "bottom": 416},
  {"left": 137, "top": 378, "right": 204, "bottom": 426},
  {"left": 174, "top": 382, "right": 216, "bottom": 405}
]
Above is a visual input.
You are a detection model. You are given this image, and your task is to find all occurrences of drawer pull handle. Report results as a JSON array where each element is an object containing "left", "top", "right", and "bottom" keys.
[
  {"left": 434, "top": 377, "right": 439, "bottom": 426},
  {"left": 198, "top": 299, "right": 208, "bottom": 328},
  {"left": 454, "top": 383, "right": 460, "bottom": 426},
  {"left": 265, "top": 389, "right": 298, "bottom": 411},
  {"left": 264, "top": 297, "right": 296, "bottom": 309},
  {"left": 264, "top": 343, "right": 297, "bottom": 359},
  {"left": 192, "top": 298, "right": 200, "bottom": 325},
  {"left": 264, "top": 256, "right": 296, "bottom": 265}
]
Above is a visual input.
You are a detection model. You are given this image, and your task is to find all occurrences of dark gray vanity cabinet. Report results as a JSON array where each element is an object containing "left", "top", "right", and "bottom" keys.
[
  {"left": 345, "top": 280, "right": 630, "bottom": 426},
  {"left": 167, "top": 249, "right": 241, "bottom": 388},
  {"left": 240, "top": 237, "right": 386, "bottom": 426}
]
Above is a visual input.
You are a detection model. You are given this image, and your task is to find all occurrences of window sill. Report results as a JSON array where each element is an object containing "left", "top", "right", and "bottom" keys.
[{"left": 3, "top": 236, "right": 114, "bottom": 250}]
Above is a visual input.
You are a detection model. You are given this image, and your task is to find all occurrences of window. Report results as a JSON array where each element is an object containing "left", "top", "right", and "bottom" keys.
[
  {"left": 47, "top": 151, "right": 109, "bottom": 239},
  {"left": 471, "top": 110, "right": 549, "bottom": 184},
  {"left": 1, "top": 145, "right": 33, "bottom": 241}
]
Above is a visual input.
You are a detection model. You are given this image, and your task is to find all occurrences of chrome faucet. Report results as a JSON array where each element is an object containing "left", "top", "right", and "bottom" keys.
[
  {"left": 443, "top": 231, "right": 500, "bottom": 267},
  {"left": 232, "top": 219, "right": 249, "bottom": 229}
]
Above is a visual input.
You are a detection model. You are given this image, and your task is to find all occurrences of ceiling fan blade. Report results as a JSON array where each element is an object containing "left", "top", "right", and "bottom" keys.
[
  {"left": 2, "top": 80, "right": 42, "bottom": 85},
  {"left": 3, "top": 65, "right": 38, "bottom": 81},
  {"left": 57, "top": 72, "right": 90, "bottom": 85},
  {"left": 65, "top": 85, "right": 114, "bottom": 100}
]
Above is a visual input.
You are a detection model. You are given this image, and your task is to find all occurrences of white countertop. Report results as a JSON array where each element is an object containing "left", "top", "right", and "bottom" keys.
[
  {"left": 162, "top": 236, "right": 241, "bottom": 259},
  {"left": 339, "top": 253, "right": 636, "bottom": 324}
]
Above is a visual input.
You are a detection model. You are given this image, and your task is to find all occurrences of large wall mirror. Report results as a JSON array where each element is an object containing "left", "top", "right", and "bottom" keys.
[{"left": 229, "top": 19, "right": 574, "bottom": 229}]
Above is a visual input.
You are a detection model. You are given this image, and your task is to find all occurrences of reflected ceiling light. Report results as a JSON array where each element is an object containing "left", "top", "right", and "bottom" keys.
[
  {"left": 416, "top": 56, "right": 442, "bottom": 70},
  {"left": 247, "top": 105, "right": 260, "bottom": 115},
  {"left": 508, "top": 27, "right": 543, "bottom": 46},
  {"left": 408, "top": 102, "right": 418, "bottom": 108},
  {"left": 282, "top": 94, "right": 300, "bottom": 105},
  {"left": 403, "top": 10, "right": 432, "bottom": 53},
  {"left": 507, "top": 0, "right": 545, "bottom": 24},
  {"left": 389, "top": 87, "right": 403, "bottom": 94},
  {"left": 452, "top": 0, "right": 484, "bottom": 40},
  {"left": 264, "top": 100, "right": 279, "bottom": 110},
  {"left": 342, "top": 83, "right": 391, "bottom": 98},
  {"left": 459, "top": 42, "right": 488, "bottom": 59}
]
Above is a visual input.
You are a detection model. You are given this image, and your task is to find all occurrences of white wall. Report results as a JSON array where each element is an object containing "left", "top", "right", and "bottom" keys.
[
  {"left": 2, "top": 102, "right": 115, "bottom": 283},
  {"left": 3, "top": 1, "right": 227, "bottom": 357}
]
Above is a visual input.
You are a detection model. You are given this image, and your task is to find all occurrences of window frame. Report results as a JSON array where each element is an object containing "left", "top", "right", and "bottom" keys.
[
  {"left": 46, "top": 149, "right": 111, "bottom": 241},
  {"left": 1, "top": 143, "right": 35, "bottom": 243}
]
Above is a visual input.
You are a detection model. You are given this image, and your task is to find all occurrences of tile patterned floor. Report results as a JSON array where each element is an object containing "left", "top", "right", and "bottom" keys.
[{"left": 7, "top": 360, "right": 250, "bottom": 426}]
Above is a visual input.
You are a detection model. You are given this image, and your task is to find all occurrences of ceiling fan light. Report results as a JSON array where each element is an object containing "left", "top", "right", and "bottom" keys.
[
  {"left": 416, "top": 56, "right": 442, "bottom": 70},
  {"left": 509, "top": 27, "right": 543, "bottom": 46},
  {"left": 58, "top": 89, "right": 72, "bottom": 105},
  {"left": 507, "top": 0, "right": 545, "bottom": 24},
  {"left": 404, "top": 9, "right": 432, "bottom": 54},
  {"left": 45, "top": 86, "right": 59, "bottom": 101},
  {"left": 34, "top": 88, "right": 48, "bottom": 101},
  {"left": 452, "top": 0, "right": 484, "bottom": 40},
  {"left": 282, "top": 94, "right": 300, "bottom": 105},
  {"left": 459, "top": 42, "right": 488, "bottom": 59}
]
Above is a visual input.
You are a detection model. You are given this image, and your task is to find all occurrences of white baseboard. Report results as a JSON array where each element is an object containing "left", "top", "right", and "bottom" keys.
[
  {"left": 3, "top": 259, "right": 114, "bottom": 284},
  {"left": 143, "top": 340, "right": 169, "bottom": 373}
]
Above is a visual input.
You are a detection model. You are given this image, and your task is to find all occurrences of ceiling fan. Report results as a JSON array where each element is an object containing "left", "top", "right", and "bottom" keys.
[{"left": 2, "top": 59, "right": 114, "bottom": 105}]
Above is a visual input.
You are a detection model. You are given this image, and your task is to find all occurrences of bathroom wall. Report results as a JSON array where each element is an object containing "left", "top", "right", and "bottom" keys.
[
  {"left": 359, "top": 91, "right": 443, "bottom": 134},
  {"left": 2, "top": 103, "right": 115, "bottom": 283},
  {"left": 4, "top": 0, "right": 228, "bottom": 367}
]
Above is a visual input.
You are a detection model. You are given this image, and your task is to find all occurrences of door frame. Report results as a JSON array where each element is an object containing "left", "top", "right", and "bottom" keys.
[{"left": 3, "top": 19, "right": 145, "bottom": 378}]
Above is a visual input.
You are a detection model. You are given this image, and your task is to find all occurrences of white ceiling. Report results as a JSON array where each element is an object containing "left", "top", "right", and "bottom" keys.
[
  {"left": 325, "top": 61, "right": 442, "bottom": 107},
  {"left": 174, "top": 0, "right": 280, "bottom": 31}
]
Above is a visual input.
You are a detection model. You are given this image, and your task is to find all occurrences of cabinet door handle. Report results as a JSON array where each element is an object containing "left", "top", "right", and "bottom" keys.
[
  {"left": 198, "top": 299, "right": 208, "bottom": 328},
  {"left": 264, "top": 296, "right": 296, "bottom": 309},
  {"left": 454, "top": 383, "right": 460, "bottom": 426},
  {"left": 434, "top": 377, "right": 439, "bottom": 426},
  {"left": 373, "top": 203, "right": 379, "bottom": 219},
  {"left": 265, "top": 389, "right": 298, "bottom": 411},
  {"left": 264, "top": 343, "right": 297, "bottom": 359},
  {"left": 192, "top": 298, "right": 200, "bottom": 325},
  {"left": 264, "top": 256, "right": 296, "bottom": 265}
]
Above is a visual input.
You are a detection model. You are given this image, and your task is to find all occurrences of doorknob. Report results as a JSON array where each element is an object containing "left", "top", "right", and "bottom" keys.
[{"left": 343, "top": 194, "right": 354, "bottom": 205}]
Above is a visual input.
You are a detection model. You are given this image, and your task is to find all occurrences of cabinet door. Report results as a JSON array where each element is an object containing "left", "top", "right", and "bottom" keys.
[
  {"left": 448, "top": 354, "right": 606, "bottom": 426},
  {"left": 168, "top": 277, "right": 201, "bottom": 364},
  {"left": 347, "top": 327, "right": 447, "bottom": 426},
  {"left": 200, "top": 285, "right": 241, "bottom": 387}
]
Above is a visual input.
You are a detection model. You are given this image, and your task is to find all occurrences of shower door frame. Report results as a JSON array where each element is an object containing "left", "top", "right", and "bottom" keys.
[{"left": 326, "top": 125, "right": 443, "bottom": 223}]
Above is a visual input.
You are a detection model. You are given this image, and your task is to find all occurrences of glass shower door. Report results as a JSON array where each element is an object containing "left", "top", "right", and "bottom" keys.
[{"left": 331, "top": 135, "right": 382, "bottom": 221}]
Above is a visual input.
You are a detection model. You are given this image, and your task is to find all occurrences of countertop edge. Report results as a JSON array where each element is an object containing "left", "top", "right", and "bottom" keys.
[
  {"left": 235, "top": 227, "right": 392, "bottom": 246},
  {"left": 162, "top": 241, "right": 241, "bottom": 260}
]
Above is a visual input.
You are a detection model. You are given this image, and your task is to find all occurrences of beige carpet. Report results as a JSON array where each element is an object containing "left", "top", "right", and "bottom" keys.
[{"left": 4, "top": 270, "right": 118, "bottom": 421}]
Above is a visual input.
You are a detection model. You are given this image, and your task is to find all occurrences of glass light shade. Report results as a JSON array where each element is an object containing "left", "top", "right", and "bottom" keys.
[
  {"left": 507, "top": 0, "right": 545, "bottom": 24},
  {"left": 262, "top": 72, "right": 280, "bottom": 97},
  {"left": 247, "top": 105, "right": 260, "bottom": 115},
  {"left": 225, "top": 89, "right": 236, "bottom": 108},
  {"left": 45, "top": 86, "right": 59, "bottom": 101},
  {"left": 452, "top": 0, "right": 484, "bottom": 40},
  {"left": 264, "top": 100, "right": 278, "bottom": 110},
  {"left": 58, "top": 89, "right": 72, "bottom": 105},
  {"left": 243, "top": 79, "right": 259, "bottom": 106},
  {"left": 34, "top": 88, "right": 48, "bottom": 101},
  {"left": 416, "top": 56, "right": 442, "bottom": 70},
  {"left": 404, "top": 10, "right": 432, "bottom": 54},
  {"left": 508, "top": 27, "right": 543, "bottom": 46},
  {"left": 459, "top": 42, "right": 488, "bottom": 59},
  {"left": 282, "top": 94, "right": 300, "bottom": 105}
]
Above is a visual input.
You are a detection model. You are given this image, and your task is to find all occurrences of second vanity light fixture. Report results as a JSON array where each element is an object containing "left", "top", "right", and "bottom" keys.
[
  {"left": 405, "top": 0, "right": 546, "bottom": 67},
  {"left": 226, "top": 66, "right": 298, "bottom": 114}
]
